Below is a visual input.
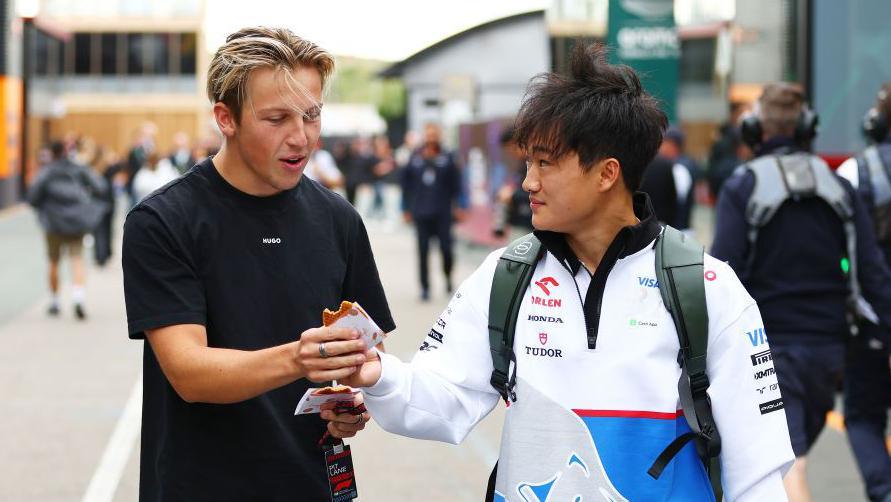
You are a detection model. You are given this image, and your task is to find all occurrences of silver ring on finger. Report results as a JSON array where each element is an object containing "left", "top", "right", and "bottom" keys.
[
  {"left": 353, "top": 415, "right": 364, "bottom": 425},
  {"left": 319, "top": 342, "right": 329, "bottom": 358}
]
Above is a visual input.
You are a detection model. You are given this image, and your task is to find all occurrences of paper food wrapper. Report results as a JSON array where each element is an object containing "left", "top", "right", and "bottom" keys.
[
  {"left": 326, "top": 301, "right": 386, "bottom": 349},
  {"left": 294, "top": 387, "right": 360, "bottom": 415}
]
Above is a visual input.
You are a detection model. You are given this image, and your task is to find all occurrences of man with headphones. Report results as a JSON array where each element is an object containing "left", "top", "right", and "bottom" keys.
[
  {"left": 711, "top": 82, "right": 891, "bottom": 502},
  {"left": 836, "top": 82, "right": 891, "bottom": 502}
]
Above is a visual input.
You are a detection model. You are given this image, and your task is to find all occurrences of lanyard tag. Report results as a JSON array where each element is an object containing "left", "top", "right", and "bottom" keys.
[{"left": 323, "top": 442, "right": 358, "bottom": 501}]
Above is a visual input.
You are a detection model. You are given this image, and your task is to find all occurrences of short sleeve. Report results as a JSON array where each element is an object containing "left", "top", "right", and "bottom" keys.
[
  {"left": 341, "top": 212, "right": 395, "bottom": 333},
  {"left": 122, "top": 207, "right": 206, "bottom": 339}
]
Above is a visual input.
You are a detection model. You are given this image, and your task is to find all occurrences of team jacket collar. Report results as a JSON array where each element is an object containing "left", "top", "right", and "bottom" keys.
[{"left": 533, "top": 192, "right": 662, "bottom": 275}]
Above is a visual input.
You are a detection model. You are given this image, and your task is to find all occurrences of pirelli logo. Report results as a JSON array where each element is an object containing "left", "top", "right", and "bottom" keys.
[
  {"left": 759, "top": 398, "right": 784, "bottom": 415},
  {"left": 751, "top": 349, "right": 772, "bottom": 366}
]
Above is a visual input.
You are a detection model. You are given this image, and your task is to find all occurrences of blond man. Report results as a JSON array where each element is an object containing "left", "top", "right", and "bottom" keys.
[{"left": 122, "top": 27, "right": 393, "bottom": 500}]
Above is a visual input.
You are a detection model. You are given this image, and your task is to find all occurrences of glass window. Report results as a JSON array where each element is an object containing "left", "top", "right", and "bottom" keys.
[
  {"left": 180, "top": 32, "right": 197, "bottom": 75},
  {"left": 34, "top": 30, "right": 50, "bottom": 76},
  {"left": 100, "top": 33, "right": 117, "bottom": 74},
  {"left": 127, "top": 33, "right": 143, "bottom": 75},
  {"left": 141, "top": 33, "right": 169, "bottom": 74},
  {"left": 74, "top": 33, "right": 91, "bottom": 75},
  {"left": 679, "top": 38, "right": 715, "bottom": 84}
]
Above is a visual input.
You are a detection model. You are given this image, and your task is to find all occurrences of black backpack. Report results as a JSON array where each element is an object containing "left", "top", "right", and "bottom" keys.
[{"left": 486, "top": 227, "right": 722, "bottom": 500}]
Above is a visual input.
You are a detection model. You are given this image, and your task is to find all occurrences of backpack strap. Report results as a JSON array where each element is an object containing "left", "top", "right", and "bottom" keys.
[
  {"left": 647, "top": 226, "right": 723, "bottom": 501},
  {"left": 488, "top": 233, "right": 543, "bottom": 403},
  {"left": 857, "top": 151, "right": 876, "bottom": 209}
]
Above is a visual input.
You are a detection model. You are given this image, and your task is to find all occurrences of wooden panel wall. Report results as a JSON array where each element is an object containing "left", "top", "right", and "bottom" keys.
[{"left": 46, "top": 111, "right": 202, "bottom": 157}]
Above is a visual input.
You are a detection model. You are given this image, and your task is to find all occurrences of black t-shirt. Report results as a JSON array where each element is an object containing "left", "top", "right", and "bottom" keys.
[{"left": 122, "top": 157, "right": 395, "bottom": 501}]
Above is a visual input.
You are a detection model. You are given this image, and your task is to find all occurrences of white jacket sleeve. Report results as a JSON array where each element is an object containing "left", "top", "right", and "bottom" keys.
[
  {"left": 364, "top": 253, "right": 502, "bottom": 444},
  {"left": 705, "top": 261, "right": 794, "bottom": 501}
]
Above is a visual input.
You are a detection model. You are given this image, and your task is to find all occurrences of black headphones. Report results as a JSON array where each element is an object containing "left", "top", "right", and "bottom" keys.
[
  {"left": 862, "top": 107, "right": 889, "bottom": 144},
  {"left": 739, "top": 106, "right": 819, "bottom": 150}
]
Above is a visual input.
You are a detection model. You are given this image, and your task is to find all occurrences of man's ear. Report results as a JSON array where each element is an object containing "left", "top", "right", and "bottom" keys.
[
  {"left": 597, "top": 157, "right": 622, "bottom": 192},
  {"left": 213, "top": 102, "right": 238, "bottom": 138}
]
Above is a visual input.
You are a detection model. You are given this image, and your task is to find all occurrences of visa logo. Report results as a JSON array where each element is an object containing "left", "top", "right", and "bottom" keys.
[
  {"left": 637, "top": 277, "right": 660, "bottom": 288},
  {"left": 747, "top": 327, "right": 768, "bottom": 347}
]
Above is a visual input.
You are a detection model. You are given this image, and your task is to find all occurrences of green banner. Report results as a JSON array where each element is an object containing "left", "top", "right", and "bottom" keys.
[{"left": 607, "top": 0, "right": 679, "bottom": 122}]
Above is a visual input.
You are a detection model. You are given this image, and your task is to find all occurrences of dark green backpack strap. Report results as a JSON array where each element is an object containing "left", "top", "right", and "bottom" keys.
[
  {"left": 488, "top": 233, "right": 542, "bottom": 403},
  {"left": 647, "top": 226, "right": 723, "bottom": 501}
]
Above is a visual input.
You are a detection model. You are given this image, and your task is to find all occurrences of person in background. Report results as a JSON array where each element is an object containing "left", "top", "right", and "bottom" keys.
[
  {"left": 303, "top": 138, "right": 344, "bottom": 189},
  {"left": 836, "top": 82, "right": 891, "bottom": 502},
  {"left": 125, "top": 123, "right": 157, "bottom": 207},
  {"left": 400, "top": 123, "right": 465, "bottom": 301},
  {"left": 28, "top": 141, "right": 108, "bottom": 320},
  {"left": 92, "top": 147, "right": 124, "bottom": 267},
  {"left": 369, "top": 135, "right": 396, "bottom": 220},
  {"left": 712, "top": 82, "right": 891, "bottom": 502},
  {"left": 659, "top": 127, "right": 701, "bottom": 232},
  {"left": 168, "top": 132, "right": 195, "bottom": 174},
  {"left": 492, "top": 126, "right": 533, "bottom": 239},
  {"left": 132, "top": 151, "right": 180, "bottom": 203}
]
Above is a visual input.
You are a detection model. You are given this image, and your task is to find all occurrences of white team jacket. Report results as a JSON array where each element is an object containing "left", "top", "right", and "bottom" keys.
[{"left": 365, "top": 237, "right": 794, "bottom": 501}]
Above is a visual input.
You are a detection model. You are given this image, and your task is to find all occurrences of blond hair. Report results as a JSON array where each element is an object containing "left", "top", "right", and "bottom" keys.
[{"left": 206, "top": 27, "right": 335, "bottom": 122}]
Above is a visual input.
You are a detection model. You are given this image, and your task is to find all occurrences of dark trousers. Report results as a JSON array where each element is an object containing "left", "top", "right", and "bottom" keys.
[
  {"left": 345, "top": 184, "right": 359, "bottom": 206},
  {"left": 845, "top": 331, "right": 891, "bottom": 502},
  {"left": 93, "top": 209, "right": 114, "bottom": 266},
  {"left": 414, "top": 213, "right": 453, "bottom": 292}
]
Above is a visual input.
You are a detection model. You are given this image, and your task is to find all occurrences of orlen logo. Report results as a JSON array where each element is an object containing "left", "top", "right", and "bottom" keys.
[
  {"left": 262, "top": 237, "right": 282, "bottom": 244},
  {"left": 534, "top": 277, "right": 559, "bottom": 295},
  {"left": 531, "top": 296, "right": 562, "bottom": 308}
]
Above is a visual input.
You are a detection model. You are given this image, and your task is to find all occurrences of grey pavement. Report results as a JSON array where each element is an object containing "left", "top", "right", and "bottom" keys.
[{"left": 0, "top": 198, "right": 871, "bottom": 501}]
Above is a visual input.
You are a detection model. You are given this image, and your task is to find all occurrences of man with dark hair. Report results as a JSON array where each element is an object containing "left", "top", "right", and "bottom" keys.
[
  {"left": 400, "top": 123, "right": 464, "bottom": 300},
  {"left": 122, "top": 27, "right": 393, "bottom": 500},
  {"left": 712, "top": 82, "right": 891, "bottom": 502},
  {"left": 492, "top": 125, "right": 533, "bottom": 238},
  {"left": 836, "top": 82, "right": 891, "bottom": 502},
  {"left": 322, "top": 44, "right": 793, "bottom": 500},
  {"left": 28, "top": 141, "right": 107, "bottom": 319}
]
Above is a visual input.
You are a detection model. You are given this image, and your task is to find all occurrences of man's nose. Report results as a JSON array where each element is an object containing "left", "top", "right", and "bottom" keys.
[{"left": 285, "top": 118, "right": 308, "bottom": 149}]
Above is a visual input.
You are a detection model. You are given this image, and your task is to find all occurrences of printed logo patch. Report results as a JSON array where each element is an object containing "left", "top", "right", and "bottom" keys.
[
  {"left": 759, "top": 398, "right": 784, "bottom": 415},
  {"left": 534, "top": 277, "right": 560, "bottom": 296},
  {"left": 629, "top": 319, "right": 657, "bottom": 327},
  {"left": 747, "top": 327, "right": 768, "bottom": 347},
  {"left": 528, "top": 315, "right": 564, "bottom": 324},
  {"left": 637, "top": 277, "right": 660, "bottom": 288},
  {"left": 751, "top": 349, "right": 772, "bottom": 366},
  {"left": 531, "top": 296, "right": 562, "bottom": 308}
]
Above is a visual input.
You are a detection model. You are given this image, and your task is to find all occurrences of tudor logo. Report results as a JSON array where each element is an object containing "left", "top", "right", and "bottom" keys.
[
  {"left": 534, "top": 277, "right": 559, "bottom": 296},
  {"left": 513, "top": 240, "right": 533, "bottom": 255},
  {"left": 539, "top": 332, "right": 548, "bottom": 345}
]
